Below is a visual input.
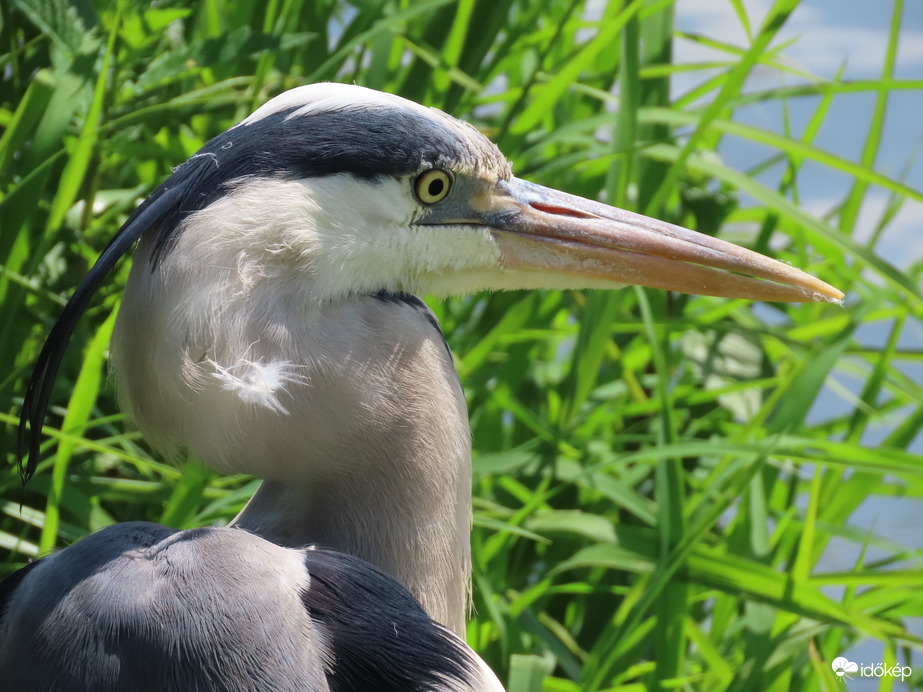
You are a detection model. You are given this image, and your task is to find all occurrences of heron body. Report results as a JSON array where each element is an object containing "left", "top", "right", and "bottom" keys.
[
  {"left": 0, "top": 523, "right": 500, "bottom": 691},
  {"left": 2, "top": 83, "right": 843, "bottom": 690}
]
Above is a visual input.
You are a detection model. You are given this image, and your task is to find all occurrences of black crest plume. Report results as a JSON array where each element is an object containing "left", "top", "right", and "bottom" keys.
[{"left": 16, "top": 185, "right": 181, "bottom": 483}]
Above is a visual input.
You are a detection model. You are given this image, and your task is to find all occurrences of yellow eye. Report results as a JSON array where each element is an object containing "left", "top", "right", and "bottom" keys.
[{"left": 414, "top": 169, "right": 452, "bottom": 204}]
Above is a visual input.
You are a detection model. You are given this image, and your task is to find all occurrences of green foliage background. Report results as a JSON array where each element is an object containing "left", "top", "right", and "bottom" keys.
[{"left": 2, "top": 1, "right": 922, "bottom": 690}]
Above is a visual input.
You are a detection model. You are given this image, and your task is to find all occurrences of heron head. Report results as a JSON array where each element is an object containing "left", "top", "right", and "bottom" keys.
[
  {"left": 19, "top": 83, "right": 843, "bottom": 480},
  {"left": 154, "top": 83, "right": 842, "bottom": 306}
]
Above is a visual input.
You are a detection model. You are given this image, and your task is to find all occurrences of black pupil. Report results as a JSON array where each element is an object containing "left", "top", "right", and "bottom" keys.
[{"left": 427, "top": 177, "right": 445, "bottom": 197}]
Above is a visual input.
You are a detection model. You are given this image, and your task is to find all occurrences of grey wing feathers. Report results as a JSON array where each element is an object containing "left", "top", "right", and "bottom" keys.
[
  {"left": 0, "top": 523, "right": 498, "bottom": 692},
  {"left": 0, "top": 523, "right": 330, "bottom": 691}
]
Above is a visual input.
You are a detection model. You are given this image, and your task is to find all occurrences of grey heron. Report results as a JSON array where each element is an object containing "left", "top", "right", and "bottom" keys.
[{"left": 2, "top": 83, "right": 842, "bottom": 690}]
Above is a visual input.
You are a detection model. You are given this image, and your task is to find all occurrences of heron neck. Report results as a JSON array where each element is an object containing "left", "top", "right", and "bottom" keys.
[
  {"left": 113, "top": 231, "right": 473, "bottom": 632},
  {"left": 214, "top": 295, "right": 474, "bottom": 635},
  {"left": 230, "top": 470, "right": 471, "bottom": 634}
]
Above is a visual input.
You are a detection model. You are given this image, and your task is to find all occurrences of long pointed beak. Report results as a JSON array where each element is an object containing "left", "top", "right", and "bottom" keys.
[{"left": 472, "top": 178, "right": 843, "bottom": 303}]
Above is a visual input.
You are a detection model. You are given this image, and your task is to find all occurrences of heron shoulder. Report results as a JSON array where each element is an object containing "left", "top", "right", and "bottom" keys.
[
  {"left": 0, "top": 524, "right": 500, "bottom": 692},
  {"left": 0, "top": 523, "right": 329, "bottom": 690},
  {"left": 303, "top": 547, "right": 504, "bottom": 692}
]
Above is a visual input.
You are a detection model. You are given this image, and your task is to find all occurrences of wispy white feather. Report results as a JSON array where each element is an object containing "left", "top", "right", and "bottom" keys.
[{"left": 209, "top": 358, "right": 309, "bottom": 413}]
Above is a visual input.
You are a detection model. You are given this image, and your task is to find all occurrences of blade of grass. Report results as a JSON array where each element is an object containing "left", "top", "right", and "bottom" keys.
[
  {"left": 644, "top": 0, "right": 799, "bottom": 215},
  {"left": 38, "top": 306, "right": 117, "bottom": 554},
  {"left": 838, "top": 0, "right": 904, "bottom": 235}
]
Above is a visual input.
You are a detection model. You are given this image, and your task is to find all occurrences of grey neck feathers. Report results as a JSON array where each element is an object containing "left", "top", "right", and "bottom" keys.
[
  {"left": 111, "top": 231, "right": 472, "bottom": 634},
  {"left": 227, "top": 302, "right": 474, "bottom": 633},
  {"left": 231, "top": 470, "right": 471, "bottom": 635}
]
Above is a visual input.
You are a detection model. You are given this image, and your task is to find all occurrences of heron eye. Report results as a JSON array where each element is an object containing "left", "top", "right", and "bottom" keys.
[{"left": 414, "top": 169, "right": 452, "bottom": 204}]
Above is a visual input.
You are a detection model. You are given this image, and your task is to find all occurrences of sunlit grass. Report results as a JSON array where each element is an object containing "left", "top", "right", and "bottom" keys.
[{"left": 2, "top": 1, "right": 921, "bottom": 690}]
